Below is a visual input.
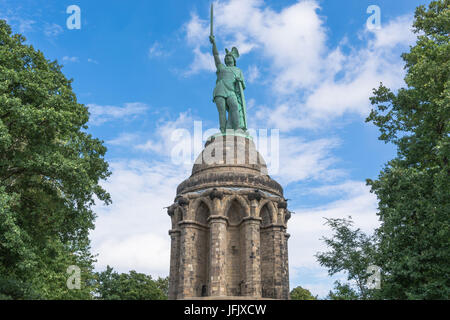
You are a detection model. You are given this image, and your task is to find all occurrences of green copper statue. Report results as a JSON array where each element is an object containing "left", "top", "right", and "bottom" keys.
[{"left": 210, "top": 4, "right": 247, "bottom": 133}]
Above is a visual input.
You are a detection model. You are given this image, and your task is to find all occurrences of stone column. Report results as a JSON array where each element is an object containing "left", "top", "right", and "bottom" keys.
[
  {"left": 168, "top": 229, "right": 180, "bottom": 300},
  {"left": 177, "top": 221, "right": 198, "bottom": 299},
  {"left": 208, "top": 215, "right": 228, "bottom": 296},
  {"left": 282, "top": 232, "right": 291, "bottom": 299},
  {"left": 242, "top": 216, "right": 262, "bottom": 297},
  {"left": 260, "top": 225, "right": 274, "bottom": 298},
  {"left": 276, "top": 200, "right": 290, "bottom": 299},
  {"left": 271, "top": 225, "right": 286, "bottom": 299}
]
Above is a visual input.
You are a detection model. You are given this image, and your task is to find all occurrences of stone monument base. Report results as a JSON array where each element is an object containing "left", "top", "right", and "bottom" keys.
[
  {"left": 206, "top": 129, "right": 253, "bottom": 144},
  {"left": 167, "top": 135, "right": 290, "bottom": 300}
]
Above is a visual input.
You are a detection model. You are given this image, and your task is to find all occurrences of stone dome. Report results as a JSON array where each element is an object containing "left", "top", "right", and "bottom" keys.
[{"left": 176, "top": 135, "right": 283, "bottom": 196}]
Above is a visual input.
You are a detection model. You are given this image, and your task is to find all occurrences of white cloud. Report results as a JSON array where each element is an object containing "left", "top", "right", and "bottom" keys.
[
  {"left": 246, "top": 98, "right": 256, "bottom": 110},
  {"left": 44, "top": 23, "right": 63, "bottom": 37},
  {"left": 107, "top": 133, "right": 140, "bottom": 146},
  {"left": 87, "top": 102, "right": 149, "bottom": 125},
  {"left": 369, "top": 15, "right": 416, "bottom": 49},
  {"left": 95, "top": 233, "right": 170, "bottom": 276},
  {"left": 62, "top": 56, "right": 79, "bottom": 63},
  {"left": 186, "top": 47, "right": 216, "bottom": 75},
  {"left": 254, "top": 102, "right": 319, "bottom": 131},
  {"left": 135, "top": 111, "right": 194, "bottom": 157},
  {"left": 183, "top": 13, "right": 216, "bottom": 75},
  {"left": 17, "top": 19, "right": 35, "bottom": 33},
  {"left": 289, "top": 265, "right": 346, "bottom": 298},
  {"left": 271, "top": 136, "right": 343, "bottom": 185},
  {"left": 246, "top": 65, "right": 260, "bottom": 83},
  {"left": 88, "top": 58, "right": 99, "bottom": 64},
  {"left": 91, "top": 112, "right": 206, "bottom": 274},
  {"left": 186, "top": 0, "right": 326, "bottom": 90},
  {"left": 287, "top": 180, "right": 380, "bottom": 296},
  {"left": 91, "top": 159, "right": 191, "bottom": 276},
  {"left": 148, "top": 41, "right": 169, "bottom": 58},
  {"left": 301, "top": 15, "right": 414, "bottom": 121},
  {"left": 184, "top": 0, "right": 416, "bottom": 130},
  {"left": 0, "top": 8, "right": 36, "bottom": 34},
  {"left": 186, "top": 13, "right": 209, "bottom": 47},
  {"left": 14, "top": 18, "right": 35, "bottom": 33},
  {"left": 132, "top": 114, "right": 342, "bottom": 185},
  {"left": 135, "top": 140, "right": 163, "bottom": 153}
]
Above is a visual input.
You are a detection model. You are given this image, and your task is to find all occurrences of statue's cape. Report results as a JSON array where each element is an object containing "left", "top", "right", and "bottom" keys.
[{"left": 235, "top": 80, "right": 247, "bottom": 130}]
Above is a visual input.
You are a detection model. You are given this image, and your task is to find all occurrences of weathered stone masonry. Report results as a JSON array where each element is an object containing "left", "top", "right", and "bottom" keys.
[{"left": 167, "top": 135, "right": 291, "bottom": 299}]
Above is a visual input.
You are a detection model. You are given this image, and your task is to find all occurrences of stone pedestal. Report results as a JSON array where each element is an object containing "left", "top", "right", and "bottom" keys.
[{"left": 166, "top": 135, "right": 291, "bottom": 299}]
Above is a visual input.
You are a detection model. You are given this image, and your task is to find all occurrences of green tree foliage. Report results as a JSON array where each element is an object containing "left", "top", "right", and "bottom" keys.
[
  {"left": 326, "top": 282, "right": 361, "bottom": 300},
  {"left": 316, "top": 217, "right": 378, "bottom": 300},
  {"left": 316, "top": 0, "right": 449, "bottom": 300},
  {"left": 0, "top": 20, "right": 111, "bottom": 299},
  {"left": 94, "top": 266, "right": 168, "bottom": 300},
  {"left": 154, "top": 276, "right": 169, "bottom": 298},
  {"left": 290, "top": 286, "right": 318, "bottom": 300},
  {"left": 367, "top": 0, "right": 450, "bottom": 299},
  {"left": 366, "top": 0, "right": 449, "bottom": 299}
]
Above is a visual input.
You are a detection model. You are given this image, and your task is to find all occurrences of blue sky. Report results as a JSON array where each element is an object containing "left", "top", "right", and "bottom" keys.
[{"left": 1, "top": 0, "right": 431, "bottom": 297}]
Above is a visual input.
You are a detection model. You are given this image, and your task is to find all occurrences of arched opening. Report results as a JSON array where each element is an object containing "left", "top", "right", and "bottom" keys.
[
  {"left": 260, "top": 204, "right": 272, "bottom": 227},
  {"left": 195, "top": 200, "right": 210, "bottom": 225},
  {"left": 193, "top": 201, "right": 210, "bottom": 296},
  {"left": 260, "top": 203, "right": 274, "bottom": 298},
  {"left": 225, "top": 199, "right": 245, "bottom": 296}
]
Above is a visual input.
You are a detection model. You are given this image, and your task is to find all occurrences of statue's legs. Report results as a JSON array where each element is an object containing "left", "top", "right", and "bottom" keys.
[
  {"left": 214, "top": 97, "right": 227, "bottom": 133},
  {"left": 226, "top": 95, "right": 240, "bottom": 130}
]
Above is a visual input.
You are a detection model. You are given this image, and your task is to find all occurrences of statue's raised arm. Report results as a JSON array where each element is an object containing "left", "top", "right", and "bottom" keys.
[{"left": 210, "top": 35, "right": 221, "bottom": 69}]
